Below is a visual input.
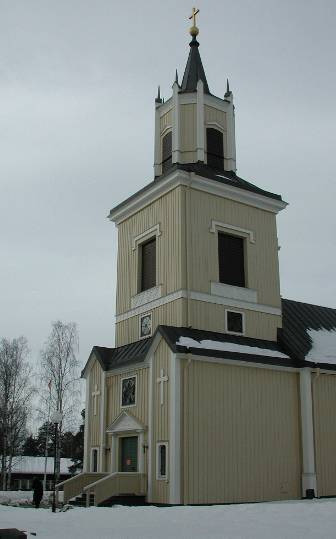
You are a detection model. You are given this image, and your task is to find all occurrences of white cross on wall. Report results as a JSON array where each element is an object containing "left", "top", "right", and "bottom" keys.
[
  {"left": 92, "top": 384, "right": 100, "bottom": 416},
  {"left": 156, "top": 368, "right": 169, "bottom": 406}
]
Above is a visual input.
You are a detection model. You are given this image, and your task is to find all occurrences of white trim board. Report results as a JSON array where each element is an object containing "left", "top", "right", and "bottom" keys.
[
  {"left": 115, "top": 288, "right": 281, "bottom": 323},
  {"left": 169, "top": 352, "right": 181, "bottom": 503},
  {"left": 132, "top": 224, "right": 161, "bottom": 250},
  {"left": 210, "top": 220, "right": 255, "bottom": 244}
]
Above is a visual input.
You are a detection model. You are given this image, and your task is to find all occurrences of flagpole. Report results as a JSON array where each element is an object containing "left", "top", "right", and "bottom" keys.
[{"left": 43, "top": 381, "right": 52, "bottom": 491}]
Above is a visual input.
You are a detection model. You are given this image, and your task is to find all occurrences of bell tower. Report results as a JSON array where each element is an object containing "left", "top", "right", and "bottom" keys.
[
  {"left": 109, "top": 9, "right": 287, "bottom": 348},
  {"left": 154, "top": 10, "right": 236, "bottom": 177}
]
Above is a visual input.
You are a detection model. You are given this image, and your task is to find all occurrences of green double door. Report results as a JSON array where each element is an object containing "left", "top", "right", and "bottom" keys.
[{"left": 120, "top": 436, "right": 138, "bottom": 472}]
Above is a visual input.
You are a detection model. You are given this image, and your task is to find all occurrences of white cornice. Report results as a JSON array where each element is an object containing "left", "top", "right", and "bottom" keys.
[
  {"left": 109, "top": 170, "right": 287, "bottom": 225},
  {"left": 115, "top": 287, "right": 281, "bottom": 323}
]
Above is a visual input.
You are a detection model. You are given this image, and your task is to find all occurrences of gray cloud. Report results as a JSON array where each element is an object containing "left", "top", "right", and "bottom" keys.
[{"left": 1, "top": 0, "right": 335, "bottom": 369}]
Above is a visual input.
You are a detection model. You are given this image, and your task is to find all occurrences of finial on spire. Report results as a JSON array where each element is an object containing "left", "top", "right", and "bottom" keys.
[
  {"left": 175, "top": 69, "right": 179, "bottom": 84},
  {"left": 225, "top": 78, "right": 232, "bottom": 98},
  {"left": 155, "top": 85, "right": 162, "bottom": 103},
  {"left": 189, "top": 7, "right": 200, "bottom": 37}
]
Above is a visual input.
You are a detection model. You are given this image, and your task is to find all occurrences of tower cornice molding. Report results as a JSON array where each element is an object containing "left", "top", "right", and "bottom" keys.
[{"left": 109, "top": 169, "right": 287, "bottom": 225}]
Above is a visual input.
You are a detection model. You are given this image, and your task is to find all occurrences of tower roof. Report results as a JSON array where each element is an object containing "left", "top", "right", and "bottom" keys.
[{"left": 180, "top": 35, "right": 210, "bottom": 94}]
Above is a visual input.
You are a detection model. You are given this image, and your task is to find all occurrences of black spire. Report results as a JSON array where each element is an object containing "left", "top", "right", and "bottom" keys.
[{"left": 180, "top": 35, "right": 210, "bottom": 94}]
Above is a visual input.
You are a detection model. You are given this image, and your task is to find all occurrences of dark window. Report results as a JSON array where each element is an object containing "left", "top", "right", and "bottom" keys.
[
  {"left": 92, "top": 449, "right": 98, "bottom": 472},
  {"left": 141, "top": 237, "right": 156, "bottom": 292},
  {"left": 121, "top": 376, "right": 136, "bottom": 407},
  {"left": 218, "top": 233, "right": 245, "bottom": 287},
  {"left": 158, "top": 444, "right": 167, "bottom": 478},
  {"left": 206, "top": 128, "right": 224, "bottom": 170},
  {"left": 227, "top": 311, "right": 244, "bottom": 334},
  {"left": 162, "top": 131, "right": 172, "bottom": 173}
]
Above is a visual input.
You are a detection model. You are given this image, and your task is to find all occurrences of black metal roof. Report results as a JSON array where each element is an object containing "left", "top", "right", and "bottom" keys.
[
  {"left": 280, "top": 298, "right": 336, "bottom": 366},
  {"left": 180, "top": 36, "right": 210, "bottom": 94},
  {"left": 158, "top": 325, "right": 297, "bottom": 368},
  {"left": 108, "top": 163, "right": 283, "bottom": 219},
  {"left": 82, "top": 338, "right": 153, "bottom": 376},
  {"left": 82, "top": 300, "right": 336, "bottom": 376}
]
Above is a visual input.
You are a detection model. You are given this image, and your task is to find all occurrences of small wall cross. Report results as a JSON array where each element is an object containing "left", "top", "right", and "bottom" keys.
[
  {"left": 92, "top": 384, "right": 100, "bottom": 416},
  {"left": 157, "top": 368, "right": 169, "bottom": 406}
]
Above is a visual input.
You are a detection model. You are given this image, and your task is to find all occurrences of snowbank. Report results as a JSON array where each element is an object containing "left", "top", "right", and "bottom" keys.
[
  {"left": 306, "top": 328, "right": 336, "bottom": 364},
  {"left": 1, "top": 499, "right": 336, "bottom": 538}
]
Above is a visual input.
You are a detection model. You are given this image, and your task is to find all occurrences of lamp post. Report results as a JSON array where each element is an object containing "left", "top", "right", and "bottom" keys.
[{"left": 51, "top": 411, "right": 62, "bottom": 513}]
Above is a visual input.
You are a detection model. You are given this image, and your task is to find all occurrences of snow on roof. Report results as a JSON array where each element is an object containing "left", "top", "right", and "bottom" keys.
[
  {"left": 306, "top": 328, "right": 336, "bottom": 364},
  {"left": 176, "top": 337, "right": 290, "bottom": 359},
  {"left": 10, "top": 456, "right": 72, "bottom": 475}
]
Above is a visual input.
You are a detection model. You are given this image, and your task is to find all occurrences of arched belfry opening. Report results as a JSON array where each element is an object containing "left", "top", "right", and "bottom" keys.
[{"left": 206, "top": 128, "right": 224, "bottom": 171}]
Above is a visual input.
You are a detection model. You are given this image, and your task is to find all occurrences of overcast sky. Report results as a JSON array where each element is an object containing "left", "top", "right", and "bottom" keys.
[{"left": 1, "top": 0, "right": 335, "bottom": 373}]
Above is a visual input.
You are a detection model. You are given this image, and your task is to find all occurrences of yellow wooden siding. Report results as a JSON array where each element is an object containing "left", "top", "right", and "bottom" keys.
[
  {"left": 106, "top": 366, "right": 148, "bottom": 428},
  {"left": 116, "top": 187, "right": 183, "bottom": 318},
  {"left": 205, "top": 105, "right": 226, "bottom": 129},
  {"left": 115, "top": 298, "right": 186, "bottom": 347},
  {"left": 313, "top": 373, "right": 336, "bottom": 497},
  {"left": 186, "top": 187, "right": 281, "bottom": 308},
  {"left": 89, "top": 358, "right": 102, "bottom": 448},
  {"left": 160, "top": 109, "right": 172, "bottom": 133},
  {"left": 188, "top": 299, "right": 281, "bottom": 341},
  {"left": 180, "top": 104, "right": 197, "bottom": 163},
  {"left": 151, "top": 339, "right": 170, "bottom": 503},
  {"left": 182, "top": 360, "right": 301, "bottom": 504}
]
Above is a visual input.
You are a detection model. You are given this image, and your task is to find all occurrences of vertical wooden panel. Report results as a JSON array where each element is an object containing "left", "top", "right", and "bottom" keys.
[
  {"left": 89, "top": 359, "right": 102, "bottom": 448},
  {"left": 313, "top": 373, "right": 336, "bottom": 496},
  {"left": 115, "top": 299, "right": 186, "bottom": 347},
  {"left": 106, "top": 366, "right": 148, "bottom": 427},
  {"left": 115, "top": 187, "right": 183, "bottom": 319},
  {"left": 183, "top": 361, "right": 301, "bottom": 504},
  {"left": 150, "top": 340, "right": 170, "bottom": 503},
  {"left": 180, "top": 104, "right": 197, "bottom": 163}
]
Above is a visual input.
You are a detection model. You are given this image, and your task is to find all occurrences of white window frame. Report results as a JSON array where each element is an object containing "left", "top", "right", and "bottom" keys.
[
  {"left": 90, "top": 447, "right": 100, "bottom": 472},
  {"left": 133, "top": 225, "right": 161, "bottom": 295},
  {"left": 120, "top": 374, "right": 137, "bottom": 409},
  {"left": 225, "top": 309, "right": 246, "bottom": 336},
  {"left": 156, "top": 441, "right": 169, "bottom": 480},
  {"left": 139, "top": 311, "right": 153, "bottom": 340}
]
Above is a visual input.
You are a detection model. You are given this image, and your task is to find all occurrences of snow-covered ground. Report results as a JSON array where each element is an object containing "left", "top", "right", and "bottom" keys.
[
  {"left": 0, "top": 490, "right": 63, "bottom": 505},
  {"left": 1, "top": 499, "right": 336, "bottom": 538}
]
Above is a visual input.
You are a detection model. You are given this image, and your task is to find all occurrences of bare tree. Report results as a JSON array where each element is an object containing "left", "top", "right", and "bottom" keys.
[
  {"left": 0, "top": 337, "right": 33, "bottom": 490},
  {"left": 38, "top": 321, "right": 80, "bottom": 479}
]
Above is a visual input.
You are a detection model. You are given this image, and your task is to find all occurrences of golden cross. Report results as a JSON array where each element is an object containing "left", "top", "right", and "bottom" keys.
[{"left": 189, "top": 7, "right": 200, "bottom": 27}]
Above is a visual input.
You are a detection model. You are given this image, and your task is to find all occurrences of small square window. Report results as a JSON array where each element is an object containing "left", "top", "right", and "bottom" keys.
[
  {"left": 226, "top": 310, "right": 244, "bottom": 335},
  {"left": 121, "top": 376, "right": 136, "bottom": 407},
  {"left": 156, "top": 442, "right": 168, "bottom": 480}
]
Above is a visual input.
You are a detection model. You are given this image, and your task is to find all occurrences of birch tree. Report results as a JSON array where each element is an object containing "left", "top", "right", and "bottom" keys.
[
  {"left": 38, "top": 321, "right": 80, "bottom": 478},
  {"left": 0, "top": 337, "right": 33, "bottom": 490}
]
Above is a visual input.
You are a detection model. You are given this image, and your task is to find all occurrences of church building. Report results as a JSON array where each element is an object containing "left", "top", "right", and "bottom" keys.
[{"left": 58, "top": 11, "right": 336, "bottom": 506}]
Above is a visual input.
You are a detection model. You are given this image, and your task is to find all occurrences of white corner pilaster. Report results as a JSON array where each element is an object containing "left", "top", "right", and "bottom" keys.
[
  {"left": 196, "top": 79, "right": 205, "bottom": 162},
  {"left": 147, "top": 354, "right": 153, "bottom": 502},
  {"left": 225, "top": 96, "right": 236, "bottom": 172},
  {"left": 172, "top": 82, "right": 180, "bottom": 164},
  {"left": 300, "top": 368, "right": 317, "bottom": 497},
  {"left": 83, "top": 375, "right": 90, "bottom": 472},
  {"left": 138, "top": 430, "right": 145, "bottom": 473},
  {"left": 154, "top": 103, "right": 161, "bottom": 176},
  {"left": 111, "top": 434, "right": 117, "bottom": 473},
  {"left": 169, "top": 352, "right": 181, "bottom": 504},
  {"left": 99, "top": 370, "right": 106, "bottom": 472}
]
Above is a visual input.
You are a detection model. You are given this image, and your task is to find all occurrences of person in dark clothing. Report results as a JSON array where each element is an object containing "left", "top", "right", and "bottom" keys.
[{"left": 32, "top": 477, "right": 43, "bottom": 509}]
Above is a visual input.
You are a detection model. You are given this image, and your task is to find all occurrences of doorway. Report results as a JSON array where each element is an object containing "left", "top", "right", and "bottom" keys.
[{"left": 120, "top": 436, "right": 138, "bottom": 472}]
